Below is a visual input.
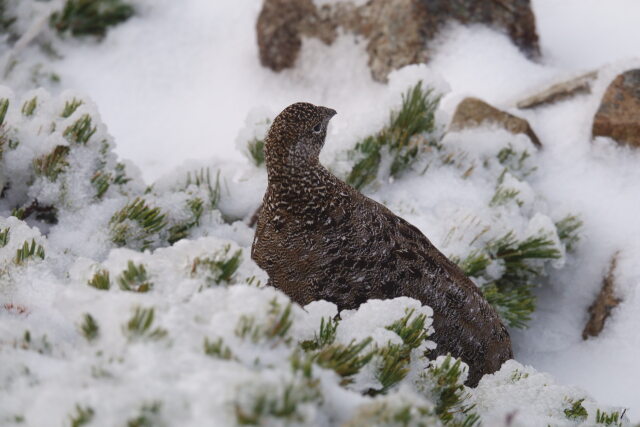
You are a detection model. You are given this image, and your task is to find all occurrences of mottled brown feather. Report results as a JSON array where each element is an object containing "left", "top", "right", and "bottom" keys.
[{"left": 251, "top": 102, "right": 513, "bottom": 386}]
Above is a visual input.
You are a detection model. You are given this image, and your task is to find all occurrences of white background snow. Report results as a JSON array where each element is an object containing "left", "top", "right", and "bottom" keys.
[{"left": 2, "top": 0, "right": 640, "bottom": 424}]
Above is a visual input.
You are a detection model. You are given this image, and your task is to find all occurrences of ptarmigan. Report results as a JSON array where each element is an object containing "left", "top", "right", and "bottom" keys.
[{"left": 251, "top": 102, "right": 512, "bottom": 385}]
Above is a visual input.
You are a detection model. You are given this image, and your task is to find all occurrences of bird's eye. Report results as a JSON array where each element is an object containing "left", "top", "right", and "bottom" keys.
[{"left": 312, "top": 123, "right": 323, "bottom": 133}]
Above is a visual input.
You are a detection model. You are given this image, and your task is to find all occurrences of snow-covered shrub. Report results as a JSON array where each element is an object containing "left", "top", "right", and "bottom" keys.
[
  {"left": 346, "top": 81, "right": 441, "bottom": 190},
  {"left": 1, "top": 83, "right": 626, "bottom": 425},
  {"left": 0, "top": 235, "right": 626, "bottom": 425},
  {"left": 50, "top": 0, "right": 134, "bottom": 38},
  {"left": 0, "top": 87, "right": 231, "bottom": 260}
]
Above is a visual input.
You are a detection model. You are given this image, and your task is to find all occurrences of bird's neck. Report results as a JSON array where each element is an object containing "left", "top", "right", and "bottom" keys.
[
  {"left": 266, "top": 148, "right": 321, "bottom": 183},
  {"left": 266, "top": 155, "right": 333, "bottom": 200}
]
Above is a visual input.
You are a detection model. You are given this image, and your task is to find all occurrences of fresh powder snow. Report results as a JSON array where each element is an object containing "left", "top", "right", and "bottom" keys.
[{"left": 1, "top": 0, "right": 639, "bottom": 425}]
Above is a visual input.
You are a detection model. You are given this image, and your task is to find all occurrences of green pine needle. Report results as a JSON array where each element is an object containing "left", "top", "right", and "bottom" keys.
[
  {"left": 21, "top": 97, "right": 37, "bottom": 117},
  {"left": 33, "top": 145, "right": 70, "bottom": 181},
  {"left": 235, "top": 381, "right": 320, "bottom": 425},
  {"left": 0, "top": 98, "right": 9, "bottom": 125},
  {"left": 490, "top": 186, "right": 521, "bottom": 207},
  {"left": 80, "top": 313, "right": 99, "bottom": 342},
  {"left": 184, "top": 168, "right": 221, "bottom": 209},
  {"left": 88, "top": 269, "right": 110, "bottom": 290},
  {"left": 0, "top": 227, "right": 9, "bottom": 248},
  {"left": 63, "top": 114, "right": 96, "bottom": 144},
  {"left": 124, "top": 306, "right": 168, "bottom": 341},
  {"left": 564, "top": 398, "right": 588, "bottom": 421},
  {"left": 51, "top": 0, "right": 134, "bottom": 37},
  {"left": 596, "top": 408, "right": 625, "bottom": 426},
  {"left": 168, "top": 198, "right": 205, "bottom": 244},
  {"left": 451, "top": 230, "right": 563, "bottom": 328},
  {"left": 61, "top": 98, "right": 84, "bottom": 118},
  {"left": 68, "top": 404, "right": 94, "bottom": 427},
  {"left": 456, "top": 251, "right": 491, "bottom": 279},
  {"left": 347, "top": 81, "right": 440, "bottom": 189},
  {"left": 14, "top": 239, "right": 45, "bottom": 264},
  {"left": 235, "top": 299, "right": 293, "bottom": 344},
  {"left": 386, "top": 308, "right": 430, "bottom": 351},
  {"left": 110, "top": 197, "right": 167, "bottom": 250},
  {"left": 204, "top": 337, "right": 234, "bottom": 360},
  {"left": 118, "top": 261, "right": 152, "bottom": 293},
  {"left": 481, "top": 283, "right": 535, "bottom": 329},
  {"left": 299, "top": 317, "right": 338, "bottom": 351},
  {"left": 126, "top": 402, "right": 162, "bottom": 427},
  {"left": 314, "top": 338, "right": 375, "bottom": 380},
  {"left": 248, "top": 138, "right": 265, "bottom": 167},
  {"left": 426, "top": 355, "right": 479, "bottom": 426},
  {"left": 190, "top": 245, "right": 242, "bottom": 286},
  {"left": 374, "top": 343, "right": 411, "bottom": 394},
  {"left": 114, "top": 163, "right": 131, "bottom": 185},
  {"left": 555, "top": 214, "right": 583, "bottom": 253},
  {"left": 265, "top": 300, "right": 293, "bottom": 340},
  {"left": 91, "top": 171, "right": 111, "bottom": 199}
]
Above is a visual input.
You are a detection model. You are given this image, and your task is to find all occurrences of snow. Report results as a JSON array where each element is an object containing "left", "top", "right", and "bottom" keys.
[{"left": 1, "top": 0, "right": 640, "bottom": 424}]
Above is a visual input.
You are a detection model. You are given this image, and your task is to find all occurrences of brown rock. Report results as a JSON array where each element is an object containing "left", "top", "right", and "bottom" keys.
[
  {"left": 449, "top": 97, "right": 542, "bottom": 147},
  {"left": 592, "top": 69, "right": 640, "bottom": 148},
  {"left": 256, "top": 0, "right": 319, "bottom": 72},
  {"left": 517, "top": 70, "right": 598, "bottom": 109},
  {"left": 582, "top": 252, "right": 622, "bottom": 340},
  {"left": 256, "top": 0, "right": 540, "bottom": 82}
]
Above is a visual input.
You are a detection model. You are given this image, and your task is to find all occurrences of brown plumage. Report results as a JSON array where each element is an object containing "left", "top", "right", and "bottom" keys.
[{"left": 251, "top": 102, "right": 513, "bottom": 386}]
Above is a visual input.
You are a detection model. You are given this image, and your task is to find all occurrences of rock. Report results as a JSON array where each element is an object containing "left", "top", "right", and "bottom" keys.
[
  {"left": 517, "top": 70, "right": 598, "bottom": 109},
  {"left": 256, "top": 0, "right": 540, "bottom": 82},
  {"left": 256, "top": 0, "right": 319, "bottom": 72},
  {"left": 592, "top": 69, "right": 640, "bottom": 148},
  {"left": 449, "top": 97, "right": 542, "bottom": 147},
  {"left": 582, "top": 252, "right": 622, "bottom": 340}
]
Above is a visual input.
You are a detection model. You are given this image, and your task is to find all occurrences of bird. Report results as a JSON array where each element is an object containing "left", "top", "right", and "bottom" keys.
[{"left": 251, "top": 102, "right": 512, "bottom": 386}]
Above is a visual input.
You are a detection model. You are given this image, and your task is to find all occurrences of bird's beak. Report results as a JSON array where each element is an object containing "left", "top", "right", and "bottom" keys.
[{"left": 324, "top": 108, "right": 337, "bottom": 119}]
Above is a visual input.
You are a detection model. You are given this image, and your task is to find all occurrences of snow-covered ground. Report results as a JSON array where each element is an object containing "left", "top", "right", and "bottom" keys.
[{"left": 1, "top": 0, "right": 640, "bottom": 425}]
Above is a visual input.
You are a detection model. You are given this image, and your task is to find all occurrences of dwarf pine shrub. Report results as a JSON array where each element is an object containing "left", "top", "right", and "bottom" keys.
[
  {"left": 556, "top": 214, "right": 583, "bottom": 252},
  {"left": 123, "top": 306, "right": 167, "bottom": 341},
  {"left": 182, "top": 167, "right": 221, "bottom": 209},
  {"left": 564, "top": 398, "right": 588, "bottom": 421},
  {"left": 79, "top": 313, "right": 99, "bottom": 342},
  {"left": 235, "top": 298, "right": 293, "bottom": 345},
  {"left": 168, "top": 197, "right": 204, "bottom": 244},
  {"left": 33, "top": 145, "right": 70, "bottom": 181},
  {"left": 420, "top": 356, "right": 479, "bottom": 427},
  {"left": 118, "top": 261, "right": 152, "bottom": 293},
  {"left": 370, "top": 308, "right": 434, "bottom": 394},
  {"left": 190, "top": 245, "right": 242, "bottom": 286},
  {"left": 50, "top": 0, "right": 134, "bottom": 38},
  {"left": 596, "top": 409, "right": 625, "bottom": 426},
  {"left": 453, "top": 231, "right": 562, "bottom": 328},
  {"left": 299, "top": 316, "right": 338, "bottom": 351},
  {"left": 313, "top": 338, "right": 375, "bottom": 381},
  {"left": 68, "top": 404, "right": 94, "bottom": 427},
  {"left": 88, "top": 269, "right": 110, "bottom": 290},
  {"left": 347, "top": 81, "right": 440, "bottom": 190},
  {"left": 204, "top": 337, "right": 235, "bottom": 360},
  {"left": 343, "top": 399, "right": 441, "bottom": 427},
  {"left": 21, "top": 97, "right": 37, "bottom": 117},
  {"left": 63, "top": 114, "right": 96, "bottom": 144},
  {"left": 14, "top": 239, "right": 45, "bottom": 264},
  {"left": 126, "top": 401, "right": 163, "bottom": 427},
  {"left": 234, "top": 373, "right": 322, "bottom": 425},
  {"left": 110, "top": 198, "right": 167, "bottom": 250},
  {"left": 248, "top": 138, "right": 265, "bottom": 167}
]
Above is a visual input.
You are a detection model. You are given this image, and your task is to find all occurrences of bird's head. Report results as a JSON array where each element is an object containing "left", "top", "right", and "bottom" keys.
[{"left": 265, "top": 102, "right": 337, "bottom": 173}]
